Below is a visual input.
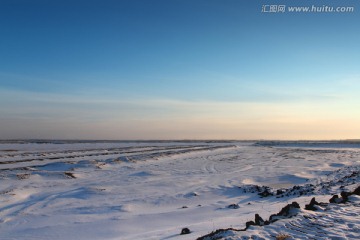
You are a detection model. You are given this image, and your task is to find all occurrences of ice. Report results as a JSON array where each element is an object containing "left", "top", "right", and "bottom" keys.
[{"left": 0, "top": 140, "right": 359, "bottom": 239}]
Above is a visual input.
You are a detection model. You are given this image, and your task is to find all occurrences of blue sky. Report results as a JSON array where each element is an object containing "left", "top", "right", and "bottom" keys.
[{"left": 1, "top": 0, "right": 360, "bottom": 139}]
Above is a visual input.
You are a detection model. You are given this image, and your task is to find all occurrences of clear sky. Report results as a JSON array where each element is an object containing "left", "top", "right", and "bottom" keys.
[{"left": 0, "top": 0, "right": 360, "bottom": 140}]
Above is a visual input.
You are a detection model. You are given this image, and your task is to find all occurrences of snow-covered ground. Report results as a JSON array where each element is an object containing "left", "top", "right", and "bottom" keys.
[{"left": 0, "top": 141, "right": 359, "bottom": 239}]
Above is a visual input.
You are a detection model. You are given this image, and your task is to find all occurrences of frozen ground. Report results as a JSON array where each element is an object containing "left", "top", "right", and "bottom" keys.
[{"left": 0, "top": 140, "right": 359, "bottom": 239}]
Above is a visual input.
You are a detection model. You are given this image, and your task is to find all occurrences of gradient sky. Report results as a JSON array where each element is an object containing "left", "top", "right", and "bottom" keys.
[{"left": 1, "top": 0, "right": 360, "bottom": 140}]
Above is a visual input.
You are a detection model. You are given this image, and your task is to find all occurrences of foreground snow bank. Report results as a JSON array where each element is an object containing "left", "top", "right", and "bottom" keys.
[{"left": 198, "top": 186, "right": 360, "bottom": 240}]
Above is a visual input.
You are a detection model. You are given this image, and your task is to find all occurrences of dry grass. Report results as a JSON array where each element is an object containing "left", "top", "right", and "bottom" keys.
[
  {"left": 276, "top": 233, "right": 291, "bottom": 240},
  {"left": 16, "top": 173, "right": 30, "bottom": 180}
]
